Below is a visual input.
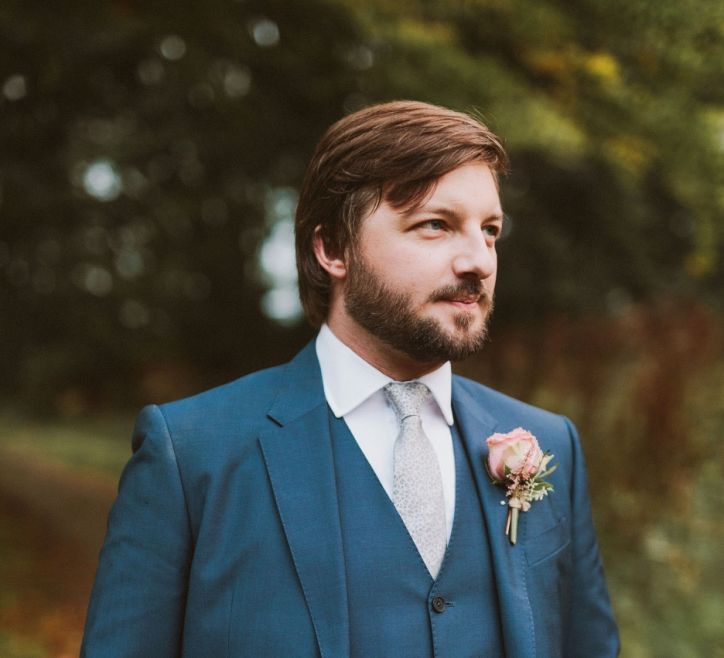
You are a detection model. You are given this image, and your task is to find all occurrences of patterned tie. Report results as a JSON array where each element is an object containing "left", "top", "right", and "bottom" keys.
[{"left": 384, "top": 381, "right": 447, "bottom": 578}]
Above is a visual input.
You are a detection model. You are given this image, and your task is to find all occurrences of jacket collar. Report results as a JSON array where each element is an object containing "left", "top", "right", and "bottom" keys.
[
  {"left": 266, "top": 341, "right": 327, "bottom": 426},
  {"left": 259, "top": 342, "right": 350, "bottom": 658}
]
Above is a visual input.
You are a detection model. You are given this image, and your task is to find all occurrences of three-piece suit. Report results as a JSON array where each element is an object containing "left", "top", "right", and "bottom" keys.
[{"left": 82, "top": 341, "right": 619, "bottom": 657}]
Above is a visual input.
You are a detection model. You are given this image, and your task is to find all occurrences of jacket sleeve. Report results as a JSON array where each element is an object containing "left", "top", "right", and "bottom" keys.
[
  {"left": 81, "top": 405, "right": 192, "bottom": 658},
  {"left": 563, "top": 417, "right": 620, "bottom": 657}
]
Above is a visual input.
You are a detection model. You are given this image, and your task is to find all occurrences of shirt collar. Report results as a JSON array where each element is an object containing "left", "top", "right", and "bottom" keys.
[{"left": 315, "top": 323, "right": 454, "bottom": 425}]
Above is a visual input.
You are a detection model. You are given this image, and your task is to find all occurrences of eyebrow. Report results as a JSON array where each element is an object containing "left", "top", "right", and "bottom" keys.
[{"left": 406, "top": 204, "right": 505, "bottom": 223}]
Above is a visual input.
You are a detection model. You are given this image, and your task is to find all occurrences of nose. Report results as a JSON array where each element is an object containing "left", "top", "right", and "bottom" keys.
[{"left": 452, "top": 231, "right": 496, "bottom": 280}]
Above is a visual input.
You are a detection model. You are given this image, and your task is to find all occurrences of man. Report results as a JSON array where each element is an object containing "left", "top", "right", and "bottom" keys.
[{"left": 82, "top": 101, "right": 619, "bottom": 657}]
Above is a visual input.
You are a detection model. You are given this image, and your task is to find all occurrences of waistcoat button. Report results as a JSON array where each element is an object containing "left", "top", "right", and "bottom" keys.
[{"left": 431, "top": 596, "right": 446, "bottom": 613}]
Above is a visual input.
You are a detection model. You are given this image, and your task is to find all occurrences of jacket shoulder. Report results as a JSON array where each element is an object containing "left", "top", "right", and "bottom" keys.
[
  {"left": 165, "top": 362, "right": 283, "bottom": 413},
  {"left": 453, "top": 375, "right": 576, "bottom": 454},
  {"left": 149, "top": 361, "right": 289, "bottom": 443},
  {"left": 454, "top": 375, "right": 564, "bottom": 425}
]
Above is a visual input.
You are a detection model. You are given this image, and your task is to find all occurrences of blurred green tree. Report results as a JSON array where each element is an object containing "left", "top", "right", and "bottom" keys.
[{"left": 0, "top": 0, "right": 722, "bottom": 411}]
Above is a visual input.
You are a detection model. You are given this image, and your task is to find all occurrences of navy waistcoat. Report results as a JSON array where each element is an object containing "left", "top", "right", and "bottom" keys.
[{"left": 330, "top": 411, "right": 504, "bottom": 658}]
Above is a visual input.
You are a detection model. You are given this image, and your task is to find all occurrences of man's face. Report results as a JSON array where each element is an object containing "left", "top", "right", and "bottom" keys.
[{"left": 342, "top": 161, "right": 503, "bottom": 365}]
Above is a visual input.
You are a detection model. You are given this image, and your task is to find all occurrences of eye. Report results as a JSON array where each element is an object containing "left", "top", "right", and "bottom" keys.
[
  {"left": 418, "top": 219, "right": 447, "bottom": 231},
  {"left": 483, "top": 224, "right": 501, "bottom": 238}
]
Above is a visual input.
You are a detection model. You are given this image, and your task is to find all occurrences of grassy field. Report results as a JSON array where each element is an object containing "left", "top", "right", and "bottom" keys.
[
  {"left": 0, "top": 414, "right": 131, "bottom": 476},
  {"left": 0, "top": 415, "right": 131, "bottom": 658}
]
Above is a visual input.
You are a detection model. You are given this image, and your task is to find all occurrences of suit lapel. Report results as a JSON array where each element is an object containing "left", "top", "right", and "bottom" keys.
[
  {"left": 258, "top": 343, "right": 350, "bottom": 658},
  {"left": 452, "top": 378, "right": 536, "bottom": 658}
]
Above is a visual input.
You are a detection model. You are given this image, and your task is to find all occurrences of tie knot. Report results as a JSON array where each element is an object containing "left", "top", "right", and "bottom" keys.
[{"left": 384, "top": 381, "right": 431, "bottom": 421}]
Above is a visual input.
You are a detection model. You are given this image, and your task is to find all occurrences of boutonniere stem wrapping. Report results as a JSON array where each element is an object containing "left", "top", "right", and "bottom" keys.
[{"left": 485, "top": 428, "right": 557, "bottom": 545}]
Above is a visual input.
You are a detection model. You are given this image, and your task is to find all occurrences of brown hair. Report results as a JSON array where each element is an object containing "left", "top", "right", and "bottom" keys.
[{"left": 295, "top": 100, "right": 509, "bottom": 326}]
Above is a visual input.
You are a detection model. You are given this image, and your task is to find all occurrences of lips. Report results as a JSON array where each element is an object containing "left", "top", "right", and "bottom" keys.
[
  {"left": 430, "top": 283, "right": 484, "bottom": 304},
  {"left": 448, "top": 295, "right": 480, "bottom": 304}
]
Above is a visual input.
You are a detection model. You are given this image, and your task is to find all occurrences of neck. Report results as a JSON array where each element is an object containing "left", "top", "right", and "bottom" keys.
[{"left": 325, "top": 314, "right": 444, "bottom": 381}]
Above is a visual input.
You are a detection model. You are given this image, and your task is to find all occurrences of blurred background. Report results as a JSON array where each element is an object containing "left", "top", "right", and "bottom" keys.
[{"left": 1, "top": 0, "right": 722, "bottom": 656}]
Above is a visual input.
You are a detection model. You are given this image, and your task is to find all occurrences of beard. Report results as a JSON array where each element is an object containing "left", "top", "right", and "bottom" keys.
[{"left": 344, "top": 252, "right": 493, "bottom": 364}]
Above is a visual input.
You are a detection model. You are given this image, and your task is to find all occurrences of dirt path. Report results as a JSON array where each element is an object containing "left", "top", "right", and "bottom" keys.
[{"left": 0, "top": 447, "right": 117, "bottom": 658}]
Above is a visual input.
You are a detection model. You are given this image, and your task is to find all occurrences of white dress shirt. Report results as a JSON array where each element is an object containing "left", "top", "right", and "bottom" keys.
[{"left": 315, "top": 324, "right": 456, "bottom": 540}]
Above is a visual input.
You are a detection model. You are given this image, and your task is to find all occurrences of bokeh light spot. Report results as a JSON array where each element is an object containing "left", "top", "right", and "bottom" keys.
[
  {"left": 259, "top": 217, "right": 297, "bottom": 283},
  {"left": 346, "top": 45, "right": 374, "bottom": 71},
  {"left": 82, "top": 160, "right": 123, "bottom": 202},
  {"left": 258, "top": 188, "right": 303, "bottom": 324},
  {"left": 223, "top": 66, "right": 252, "bottom": 98},
  {"left": 115, "top": 249, "right": 145, "bottom": 279},
  {"left": 249, "top": 18, "right": 280, "bottom": 47},
  {"left": 138, "top": 58, "right": 165, "bottom": 85},
  {"left": 261, "top": 287, "right": 303, "bottom": 326},
  {"left": 74, "top": 264, "right": 113, "bottom": 296},
  {"left": 3, "top": 74, "right": 27, "bottom": 101},
  {"left": 159, "top": 35, "right": 187, "bottom": 61}
]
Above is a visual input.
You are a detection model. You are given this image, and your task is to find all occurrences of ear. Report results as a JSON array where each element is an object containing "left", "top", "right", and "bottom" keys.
[{"left": 312, "top": 225, "right": 347, "bottom": 281}]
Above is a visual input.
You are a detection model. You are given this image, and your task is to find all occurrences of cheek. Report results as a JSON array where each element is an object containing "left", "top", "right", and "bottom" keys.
[
  {"left": 371, "top": 244, "right": 442, "bottom": 283},
  {"left": 397, "top": 246, "right": 453, "bottom": 279}
]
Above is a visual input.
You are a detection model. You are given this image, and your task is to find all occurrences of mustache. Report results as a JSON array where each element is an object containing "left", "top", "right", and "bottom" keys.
[{"left": 429, "top": 278, "right": 490, "bottom": 304}]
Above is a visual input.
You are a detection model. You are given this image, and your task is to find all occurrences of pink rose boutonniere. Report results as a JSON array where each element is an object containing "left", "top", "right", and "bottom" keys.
[{"left": 485, "top": 428, "right": 557, "bottom": 545}]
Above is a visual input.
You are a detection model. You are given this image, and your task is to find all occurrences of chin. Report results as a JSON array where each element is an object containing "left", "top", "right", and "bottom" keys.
[{"left": 445, "top": 310, "right": 485, "bottom": 333}]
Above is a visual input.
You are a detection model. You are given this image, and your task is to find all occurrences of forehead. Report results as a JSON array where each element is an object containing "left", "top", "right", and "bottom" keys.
[{"left": 406, "top": 162, "right": 502, "bottom": 214}]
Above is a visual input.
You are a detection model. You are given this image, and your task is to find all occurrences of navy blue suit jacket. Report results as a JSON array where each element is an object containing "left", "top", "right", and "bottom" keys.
[{"left": 82, "top": 342, "right": 619, "bottom": 657}]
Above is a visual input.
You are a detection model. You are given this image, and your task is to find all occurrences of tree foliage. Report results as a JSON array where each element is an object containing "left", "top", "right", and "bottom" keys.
[{"left": 1, "top": 0, "right": 722, "bottom": 410}]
